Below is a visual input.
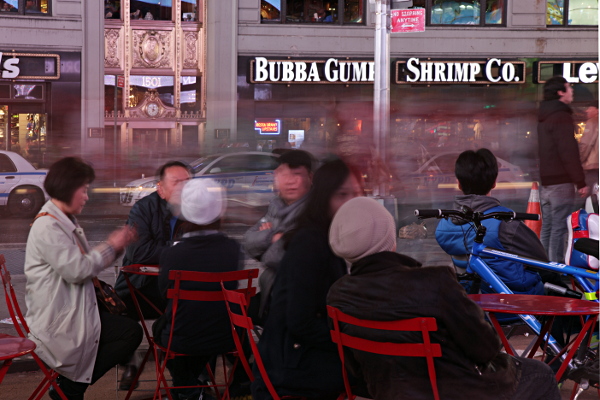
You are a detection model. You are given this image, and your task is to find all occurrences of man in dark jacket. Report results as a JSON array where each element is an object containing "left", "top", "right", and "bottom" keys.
[
  {"left": 435, "top": 148, "right": 547, "bottom": 296},
  {"left": 537, "top": 76, "right": 587, "bottom": 263},
  {"left": 157, "top": 178, "right": 242, "bottom": 400},
  {"left": 114, "top": 161, "right": 190, "bottom": 389},
  {"left": 327, "top": 197, "right": 560, "bottom": 400}
]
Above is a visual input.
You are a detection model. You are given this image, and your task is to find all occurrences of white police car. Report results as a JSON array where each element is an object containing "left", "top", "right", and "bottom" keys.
[
  {"left": 120, "top": 152, "right": 279, "bottom": 207},
  {"left": 0, "top": 150, "right": 49, "bottom": 217}
]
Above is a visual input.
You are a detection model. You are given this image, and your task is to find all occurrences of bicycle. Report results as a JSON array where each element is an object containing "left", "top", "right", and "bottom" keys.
[{"left": 415, "top": 207, "right": 599, "bottom": 396}]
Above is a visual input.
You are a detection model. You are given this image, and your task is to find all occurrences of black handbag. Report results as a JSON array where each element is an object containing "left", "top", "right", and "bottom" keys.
[{"left": 92, "top": 277, "right": 128, "bottom": 315}]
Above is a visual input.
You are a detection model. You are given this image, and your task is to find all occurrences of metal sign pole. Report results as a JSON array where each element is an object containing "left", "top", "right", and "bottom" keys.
[
  {"left": 114, "top": 75, "right": 118, "bottom": 188},
  {"left": 373, "top": 0, "right": 391, "bottom": 197}
]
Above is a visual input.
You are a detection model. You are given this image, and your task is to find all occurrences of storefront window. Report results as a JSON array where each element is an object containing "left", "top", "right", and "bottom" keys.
[
  {"left": 130, "top": 0, "right": 171, "bottom": 21},
  {"left": 104, "top": 75, "right": 124, "bottom": 113},
  {"left": 129, "top": 75, "right": 175, "bottom": 107},
  {"left": 182, "top": 0, "right": 197, "bottom": 22},
  {"left": 428, "top": 0, "right": 504, "bottom": 25},
  {"left": 180, "top": 76, "right": 201, "bottom": 113},
  {"left": 547, "top": 0, "right": 598, "bottom": 26},
  {"left": 0, "top": 0, "right": 50, "bottom": 15},
  {"left": 262, "top": 0, "right": 365, "bottom": 24},
  {"left": 105, "top": 0, "right": 121, "bottom": 19}
]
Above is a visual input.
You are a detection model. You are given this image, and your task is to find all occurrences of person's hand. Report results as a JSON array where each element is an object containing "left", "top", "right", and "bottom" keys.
[
  {"left": 258, "top": 221, "right": 272, "bottom": 231},
  {"left": 578, "top": 186, "right": 589, "bottom": 197},
  {"left": 106, "top": 225, "right": 137, "bottom": 253},
  {"left": 271, "top": 232, "right": 283, "bottom": 243}
]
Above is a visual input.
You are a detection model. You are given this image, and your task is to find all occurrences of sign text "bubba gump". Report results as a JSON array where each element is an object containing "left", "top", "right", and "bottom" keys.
[{"left": 249, "top": 57, "right": 375, "bottom": 84}]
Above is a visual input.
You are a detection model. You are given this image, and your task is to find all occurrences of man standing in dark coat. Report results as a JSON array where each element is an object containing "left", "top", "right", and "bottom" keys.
[
  {"left": 327, "top": 197, "right": 560, "bottom": 400},
  {"left": 537, "top": 76, "right": 587, "bottom": 263}
]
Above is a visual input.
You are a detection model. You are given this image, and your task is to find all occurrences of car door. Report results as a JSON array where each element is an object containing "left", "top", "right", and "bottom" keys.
[{"left": 0, "top": 153, "right": 20, "bottom": 206}]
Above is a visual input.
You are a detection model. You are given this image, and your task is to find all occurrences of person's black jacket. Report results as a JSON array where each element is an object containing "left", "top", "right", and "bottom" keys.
[
  {"left": 157, "top": 232, "right": 242, "bottom": 355},
  {"left": 252, "top": 226, "right": 347, "bottom": 399},
  {"left": 537, "top": 99, "right": 586, "bottom": 188},
  {"left": 115, "top": 191, "right": 177, "bottom": 297},
  {"left": 327, "top": 251, "right": 519, "bottom": 400}
]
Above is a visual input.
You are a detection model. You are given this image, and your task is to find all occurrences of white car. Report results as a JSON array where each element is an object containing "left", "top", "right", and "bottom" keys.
[
  {"left": 0, "top": 150, "right": 49, "bottom": 217},
  {"left": 120, "top": 152, "right": 279, "bottom": 207},
  {"left": 390, "top": 151, "right": 529, "bottom": 207}
]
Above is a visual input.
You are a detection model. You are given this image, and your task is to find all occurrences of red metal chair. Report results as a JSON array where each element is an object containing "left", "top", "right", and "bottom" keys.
[
  {"left": 0, "top": 334, "right": 36, "bottom": 384},
  {"left": 153, "top": 268, "right": 259, "bottom": 400},
  {"left": 0, "top": 254, "right": 68, "bottom": 400},
  {"left": 221, "top": 283, "right": 307, "bottom": 400},
  {"left": 326, "top": 305, "right": 442, "bottom": 400}
]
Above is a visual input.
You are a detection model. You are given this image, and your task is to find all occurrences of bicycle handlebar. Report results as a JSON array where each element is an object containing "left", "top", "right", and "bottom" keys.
[{"left": 414, "top": 208, "right": 540, "bottom": 222}]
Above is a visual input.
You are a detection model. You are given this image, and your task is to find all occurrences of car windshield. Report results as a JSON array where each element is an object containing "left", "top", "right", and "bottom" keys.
[{"left": 189, "top": 155, "right": 220, "bottom": 174}]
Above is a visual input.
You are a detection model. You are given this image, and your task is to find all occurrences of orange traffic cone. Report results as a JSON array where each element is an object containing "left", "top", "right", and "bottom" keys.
[{"left": 525, "top": 181, "right": 542, "bottom": 238}]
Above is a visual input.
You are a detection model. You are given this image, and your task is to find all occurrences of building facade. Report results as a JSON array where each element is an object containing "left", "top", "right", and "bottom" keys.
[
  {"left": 103, "top": 0, "right": 205, "bottom": 178},
  {"left": 0, "top": 0, "right": 103, "bottom": 168},
  {"left": 206, "top": 0, "right": 598, "bottom": 172}
]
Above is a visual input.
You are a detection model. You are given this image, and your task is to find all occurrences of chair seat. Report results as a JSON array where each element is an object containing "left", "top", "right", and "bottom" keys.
[{"left": 0, "top": 335, "right": 36, "bottom": 360}]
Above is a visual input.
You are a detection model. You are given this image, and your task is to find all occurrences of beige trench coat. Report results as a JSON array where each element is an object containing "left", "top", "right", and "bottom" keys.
[{"left": 24, "top": 200, "right": 116, "bottom": 383}]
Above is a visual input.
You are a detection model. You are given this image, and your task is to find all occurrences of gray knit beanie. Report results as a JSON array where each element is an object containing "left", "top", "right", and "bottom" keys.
[{"left": 329, "top": 197, "right": 396, "bottom": 264}]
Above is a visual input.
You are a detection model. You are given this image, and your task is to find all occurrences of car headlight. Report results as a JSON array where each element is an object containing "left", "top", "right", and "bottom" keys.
[{"left": 140, "top": 180, "right": 158, "bottom": 190}]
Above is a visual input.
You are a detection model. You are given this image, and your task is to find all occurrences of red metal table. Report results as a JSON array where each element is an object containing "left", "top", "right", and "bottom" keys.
[
  {"left": 469, "top": 293, "right": 599, "bottom": 382},
  {"left": 0, "top": 334, "right": 36, "bottom": 384},
  {"left": 120, "top": 264, "right": 161, "bottom": 400}
]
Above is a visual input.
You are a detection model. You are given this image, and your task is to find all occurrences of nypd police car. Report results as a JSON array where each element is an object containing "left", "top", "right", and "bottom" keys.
[
  {"left": 120, "top": 152, "right": 279, "bottom": 208},
  {"left": 0, "top": 150, "right": 49, "bottom": 217}
]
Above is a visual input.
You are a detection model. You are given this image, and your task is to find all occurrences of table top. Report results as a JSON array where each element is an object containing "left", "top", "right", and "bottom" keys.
[
  {"left": 468, "top": 294, "right": 600, "bottom": 316},
  {"left": 0, "top": 335, "right": 36, "bottom": 360},
  {"left": 121, "top": 264, "right": 159, "bottom": 276}
]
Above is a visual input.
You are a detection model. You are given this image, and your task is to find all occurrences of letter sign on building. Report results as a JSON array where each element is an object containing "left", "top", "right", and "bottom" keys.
[
  {"left": 396, "top": 58, "right": 526, "bottom": 85},
  {"left": 249, "top": 57, "right": 374, "bottom": 84},
  {"left": 0, "top": 52, "right": 60, "bottom": 80},
  {"left": 534, "top": 61, "right": 600, "bottom": 84}
]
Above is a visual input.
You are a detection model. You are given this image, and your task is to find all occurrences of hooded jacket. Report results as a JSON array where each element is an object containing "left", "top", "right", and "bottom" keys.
[
  {"left": 435, "top": 195, "right": 545, "bottom": 295},
  {"left": 327, "top": 251, "right": 519, "bottom": 400},
  {"left": 537, "top": 99, "right": 586, "bottom": 188}
]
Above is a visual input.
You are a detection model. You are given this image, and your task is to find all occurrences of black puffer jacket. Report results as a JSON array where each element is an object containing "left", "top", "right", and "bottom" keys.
[
  {"left": 115, "top": 191, "right": 177, "bottom": 297},
  {"left": 537, "top": 99, "right": 586, "bottom": 188},
  {"left": 327, "top": 252, "right": 519, "bottom": 400}
]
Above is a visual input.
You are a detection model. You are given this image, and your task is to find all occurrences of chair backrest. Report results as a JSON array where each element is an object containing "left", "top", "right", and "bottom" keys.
[
  {"left": 326, "top": 305, "right": 442, "bottom": 400},
  {"left": 0, "top": 255, "right": 30, "bottom": 338},
  {"left": 221, "top": 283, "right": 282, "bottom": 400},
  {"left": 163, "top": 268, "right": 259, "bottom": 358}
]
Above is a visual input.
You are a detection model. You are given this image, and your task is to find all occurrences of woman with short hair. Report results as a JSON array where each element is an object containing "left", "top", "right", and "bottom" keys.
[{"left": 24, "top": 157, "right": 142, "bottom": 400}]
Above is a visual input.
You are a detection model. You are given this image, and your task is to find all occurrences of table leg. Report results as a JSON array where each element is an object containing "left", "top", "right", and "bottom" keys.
[
  {"left": 488, "top": 312, "right": 515, "bottom": 356},
  {"left": 555, "top": 316, "right": 598, "bottom": 382}
]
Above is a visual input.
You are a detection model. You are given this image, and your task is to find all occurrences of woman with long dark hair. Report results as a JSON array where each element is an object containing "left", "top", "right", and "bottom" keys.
[{"left": 252, "top": 158, "right": 363, "bottom": 399}]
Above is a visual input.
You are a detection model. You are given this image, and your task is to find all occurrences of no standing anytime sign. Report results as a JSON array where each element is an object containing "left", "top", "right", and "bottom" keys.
[{"left": 391, "top": 8, "right": 425, "bottom": 33}]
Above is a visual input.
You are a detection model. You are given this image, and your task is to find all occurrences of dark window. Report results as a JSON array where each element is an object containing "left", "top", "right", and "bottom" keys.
[
  {"left": 0, "top": 154, "right": 17, "bottom": 173},
  {"left": 130, "top": 0, "right": 172, "bottom": 21},
  {"left": 0, "top": 0, "right": 50, "bottom": 15},
  {"left": 424, "top": 0, "right": 505, "bottom": 26},
  {"left": 262, "top": 0, "right": 365, "bottom": 24},
  {"left": 182, "top": 0, "right": 198, "bottom": 22},
  {"left": 547, "top": 0, "right": 598, "bottom": 26}
]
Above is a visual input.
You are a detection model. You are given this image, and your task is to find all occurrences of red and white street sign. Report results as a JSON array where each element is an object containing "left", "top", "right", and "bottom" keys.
[
  {"left": 391, "top": 9, "right": 425, "bottom": 33},
  {"left": 116, "top": 75, "right": 125, "bottom": 88}
]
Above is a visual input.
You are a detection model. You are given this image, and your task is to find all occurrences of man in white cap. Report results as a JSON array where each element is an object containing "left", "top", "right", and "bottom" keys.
[
  {"left": 155, "top": 178, "right": 243, "bottom": 400},
  {"left": 326, "top": 197, "right": 559, "bottom": 400}
]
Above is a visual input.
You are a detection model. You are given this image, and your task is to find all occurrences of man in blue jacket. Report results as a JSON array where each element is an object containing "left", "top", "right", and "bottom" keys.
[{"left": 435, "top": 148, "right": 546, "bottom": 296}]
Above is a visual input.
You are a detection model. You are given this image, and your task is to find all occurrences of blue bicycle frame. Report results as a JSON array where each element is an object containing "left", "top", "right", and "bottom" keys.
[{"left": 467, "top": 241, "right": 599, "bottom": 364}]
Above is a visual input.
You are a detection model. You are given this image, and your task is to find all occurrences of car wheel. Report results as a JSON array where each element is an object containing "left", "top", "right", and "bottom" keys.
[{"left": 8, "top": 186, "right": 44, "bottom": 218}]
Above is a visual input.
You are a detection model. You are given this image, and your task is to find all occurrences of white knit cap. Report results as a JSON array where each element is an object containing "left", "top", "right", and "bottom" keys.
[
  {"left": 180, "top": 178, "right": 225, "bottom": 225},
  {"left": 329, "top": 197, "right": 396, "bottom": 264}
]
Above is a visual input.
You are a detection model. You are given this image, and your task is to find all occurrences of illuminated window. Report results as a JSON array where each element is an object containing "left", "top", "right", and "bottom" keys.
[
  {"left": 547, "top": 0, "right": 598, "bottom": 26},
  {"left": 130, "top": 0, "right": 172, "bottom": 21},
  {"left": 0, "top": 0, "right": 50, "bottom": 15},
  {"left": 261, "top": 0, "right": 365, "bottom": 25},
  {"left": 427, "top": 0, "right": 505, "bottom": 26}
]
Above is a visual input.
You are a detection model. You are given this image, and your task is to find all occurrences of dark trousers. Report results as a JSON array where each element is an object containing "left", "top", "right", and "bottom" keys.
[
  {"left": 166, "top": 354, "right": 213, "bottom": 400},
  {"left": 58, "top": 310, "right": 143, "bottom": 397},
  {"left": 511, "top": 357, "right": 560, "bottom": 400}
]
